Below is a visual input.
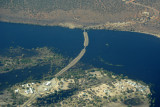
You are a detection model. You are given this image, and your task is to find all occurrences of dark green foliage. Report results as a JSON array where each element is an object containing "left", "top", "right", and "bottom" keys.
[
  {"left": 9, "top": 90, "right": 28, "bottom": 106},
  {"left": 127, "top": 89, "right": 134, "bottom": 93},
  {"left": 124, "top": 98, "right": 143, "bottom": 106},
  {"left": 0, "top": 61, "right": 3, "bottom": 66},
  {"left": 111, "top": 97, "right": 117, "bottom": 102},
  {"left": 35, "top": 88, "right": 78, "bottom": 106}
]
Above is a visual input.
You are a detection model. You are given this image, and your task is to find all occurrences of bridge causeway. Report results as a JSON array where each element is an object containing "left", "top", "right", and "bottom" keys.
[{"left": 21, "top": 30, "right": 89, "bottom": 107}]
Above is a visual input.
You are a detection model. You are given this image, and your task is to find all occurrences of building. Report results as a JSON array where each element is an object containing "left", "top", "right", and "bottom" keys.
[
  {"left": 44, "top": 88, "right": 48, "bottom": 91},
  {"left": 15, "top": 89, "right": 19, "bottom": 93},
  {"left": 45, "top": 81, "right": 51, "bottom": 86},
  {"left": 29, "top": 88, "right": 34, "bottom": 94},
  {"left": 26, "top": 84, "right": 29, "bottom": 87}
]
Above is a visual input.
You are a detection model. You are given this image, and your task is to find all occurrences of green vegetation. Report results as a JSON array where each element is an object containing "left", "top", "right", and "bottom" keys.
[
  {"left": 124, "top": 98, "right": 143, "bottom": 106},
  {"left": 0, "top": 47, "right": 66, "bottom": 74},
  {"left": 0, "top": 46, "right": 151, "bottom": 107},
  {"left": 31, "top": 67, "right": 150, "bottom": 107},
  {"left": 35, "top": 88, "right": 78, "bottom": 106},
  {"left": 99, "top": 57, "right": 124, "bottom": 67},
  {"left": 0, "top": 46, "right": 70, "bottom": 106}
]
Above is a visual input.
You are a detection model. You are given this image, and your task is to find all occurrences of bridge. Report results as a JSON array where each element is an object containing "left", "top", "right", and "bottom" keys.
[{"left": 21, "top": 30, "right": 89, "bottom": 107}]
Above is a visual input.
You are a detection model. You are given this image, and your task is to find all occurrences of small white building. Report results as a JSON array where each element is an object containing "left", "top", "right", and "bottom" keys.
[
  {"left": 26, "top": 84, "right": 29, "bottom": 87},
  {"left": 44, "top": 88, "right": 48, "bottom": 91},
  {"left": 29, "top": 88, "right": 34, "bottom": 94},
  {"left": 45, "top": 81, "right": 51, "bottom": 86},
  {"left": 15, "top": 89, "right": 19, "bottom": 93},
  {"left": 142, "top": 12, "right": 150, "bottom": 16}
]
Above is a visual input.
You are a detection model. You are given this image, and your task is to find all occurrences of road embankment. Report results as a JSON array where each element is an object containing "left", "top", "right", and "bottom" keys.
[{"left": 21, "top": 30, "right": 89, "bottom": 107}]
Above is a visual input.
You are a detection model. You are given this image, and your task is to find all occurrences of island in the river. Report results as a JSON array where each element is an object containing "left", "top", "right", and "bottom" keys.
[
  {"left": 0, "top": 46, "right": 152, "bottom": 107},
  {"left": 3, "top": 68, "right": 152, "bottom": 107},
  {"left": 0, "top": 47, "right": 66, "bottom": 74}
]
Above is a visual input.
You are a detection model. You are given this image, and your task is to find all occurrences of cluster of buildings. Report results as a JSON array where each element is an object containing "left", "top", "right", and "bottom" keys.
[
  {"left": 23, "top": 83, "right": 35, "bottom": 94},
  {"left": 14, "top": 79, "right": 60, "bottom": 97},
  {"left": 113, "top": 79, "right": 149, "bottom": 94},
  {"left": 76, "top": 78, "right": 150, "bottom": 103},
  {"left": 43, "top": 81, "right": 52, "bottom": 91},
  {"left": 126, "top": 80, "right": 148, "bottom": 93},
  {"left": 25, "top": 87, "right": 34, "bottom": 94},
  {"left": 13, "top": 78, "right": 76, "bottom": 98},
  {"left": 14, "top": 83, "right": 35, "bottom": 95}
]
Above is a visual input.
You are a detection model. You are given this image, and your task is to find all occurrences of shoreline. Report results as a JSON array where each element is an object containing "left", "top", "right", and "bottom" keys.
[
  {"left": 0, "top": 20, "right": 160, "bottom": 39},
  {"left": 12, "top": 68, "right": 151, "bottom": 107},
  {"left": 0, "top": 20, "right": 155, "bottom": 106}
]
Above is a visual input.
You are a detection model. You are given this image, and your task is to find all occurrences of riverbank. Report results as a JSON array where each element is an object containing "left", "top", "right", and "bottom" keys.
[
  {"left": 1, "top": 21, "right": 158, "bottom": 106},
  {"left": 11, "top": 68, "right": 151, "bottom": 107},
  {"left": 1, "top": 20, "right": 160, "bottom": 39},
  {"left": 1, "top": 0, "right": 160, "bottom": 38}
]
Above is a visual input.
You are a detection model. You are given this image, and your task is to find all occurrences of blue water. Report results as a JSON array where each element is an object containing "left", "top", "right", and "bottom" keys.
[
  {"left": 0, "top": 22, "right": 83, "bottom": 57},
  {"left": 0, "top": 22, "right": 160, "bottom": 106},
  {"left": 82, "top": 30, "right": 160, "bottom": 107},
  {"left": 0, "top": 22, "right": 83, "bottom": 91}
]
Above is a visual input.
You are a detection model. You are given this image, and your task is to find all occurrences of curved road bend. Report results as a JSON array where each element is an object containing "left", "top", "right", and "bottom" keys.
[
  {"left": 21, "top": 30, "right": 89, "bottom": 107},
  {"left": 128, "top": 1, "right": 159, "bottom": 21}
]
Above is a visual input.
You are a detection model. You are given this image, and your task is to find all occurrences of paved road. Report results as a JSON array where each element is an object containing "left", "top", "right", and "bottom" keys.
[
  {"left": 21, "top": 93, "right": 39, "bottom": 107},
  {"left": 83, "top": 31, "right": 89, "bottom": 47},
  {"left": 21, "top": 30, "right": 89, "bottom": 107},
  {"left": 54, "top": 48, "right": 86, "bottom": 77}
]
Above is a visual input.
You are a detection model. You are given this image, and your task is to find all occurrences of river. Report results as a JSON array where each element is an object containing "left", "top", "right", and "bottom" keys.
[
  {"left": 82, "top": 30, "right": 160, "bottom": 107},
  {"left": 0, "top": 22, "right": 160, "bottom": 107}
]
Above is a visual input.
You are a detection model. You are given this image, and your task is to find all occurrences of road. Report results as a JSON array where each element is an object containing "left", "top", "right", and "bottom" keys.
[
  {"left": 127, "top": 0, "right": 159, "bottom": 21},
  {"left": 21, "top": 93, "right": 39, "bottom": 107},
  {"left": 21, "top": 30, "right": 89, "bottom": 107},
  {"left": 54, "top": 48, "right": 86, "bottom": 77},
  {"left": 83, "top": 31, "right": 89, "bottom": 47}
]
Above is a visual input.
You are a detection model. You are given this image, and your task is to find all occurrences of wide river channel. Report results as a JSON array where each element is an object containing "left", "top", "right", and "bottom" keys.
[{"left": 0, "top": 22, "right": 160, "bottom": 107}]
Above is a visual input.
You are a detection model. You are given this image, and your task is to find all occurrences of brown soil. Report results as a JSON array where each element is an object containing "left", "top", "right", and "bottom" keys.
[{"left": 0, "top": 0, "right": 160, "bottom": 37}]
